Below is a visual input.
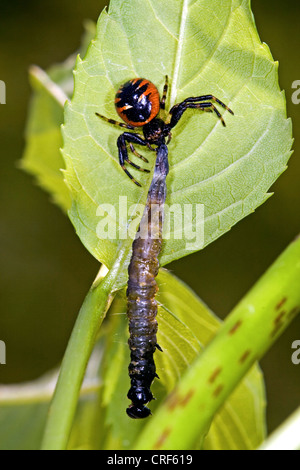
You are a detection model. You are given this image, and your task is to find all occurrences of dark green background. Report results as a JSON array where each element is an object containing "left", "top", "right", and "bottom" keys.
[{"left": 0, "top": 0, "right": 299, "bottom": 433}]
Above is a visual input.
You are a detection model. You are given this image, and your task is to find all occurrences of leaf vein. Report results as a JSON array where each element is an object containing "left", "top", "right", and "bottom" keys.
[
  {"left": 180, "top": 0, "right": 233, "bottom": 91},
  {"left": 146, "top": 0, "right": 178, "bottom": 41},
  {"left": 170, "top": 0, "right": 189, "bottom": 106}
]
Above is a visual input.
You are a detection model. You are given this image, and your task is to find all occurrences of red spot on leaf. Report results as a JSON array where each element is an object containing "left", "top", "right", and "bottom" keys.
[
  {"left": 180, "top": 389, "right": 195, "bottom": 407},
  {"left": 166, "top": 390, "right": 180, "bottom": 411},
  {"left": 274, "top": 311, "right": 286, "bottom": 325},
  {"left": 208, "top": 367, "right": 222, "bottom": 384},
  {"left": 229, "top": 320, "right": 242, "bottom": 335},
  {"left": 213, "top": 384, "right": 224, "bottom": 397},
  {"left": 154, "top": 427, "right": 172, "bottom": 449},
  {"left": 276, "top": 298, "right": 287, "bottom": 310},
  {"left": 166, "top": 388, "right": 195, "bottom": 411},
  {"left": 239, "top": 350, "right": 251, "bottom": 364},
  {"left": 271, "top": 310, "right": 287, "bottom": 337}
]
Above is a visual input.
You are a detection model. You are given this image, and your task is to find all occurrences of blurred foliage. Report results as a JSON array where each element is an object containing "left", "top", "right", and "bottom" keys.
[
  {"left": 0, "top": 0, "right": 299, "bottom": 436},
  {"left": 20, "top": 20, "right": 96, "bottom": 212},
  {"left": 0, "top": 270, "right": 267, "bottom": 450}
]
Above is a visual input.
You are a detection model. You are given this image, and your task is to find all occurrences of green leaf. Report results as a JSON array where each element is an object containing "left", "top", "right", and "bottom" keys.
[
  {"left": 100, "top": 270, "right": 266, "bottom": 450},
  {"left": 0, "top": 362, "right": 103, "bottom": 451},
  {"left": 0, "top": 401, "right": 49, "bottom": 450},
  {"left": 20, "top": 21, "right": 96, "bottom": 212},
  {"left": 63, "top": 0, "right": 292, "bottom": 269}
]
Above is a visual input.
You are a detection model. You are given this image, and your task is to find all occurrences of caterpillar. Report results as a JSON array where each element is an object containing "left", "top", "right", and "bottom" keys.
[{"left": 126, "top": 143, "right": 169, "bottom": 419}]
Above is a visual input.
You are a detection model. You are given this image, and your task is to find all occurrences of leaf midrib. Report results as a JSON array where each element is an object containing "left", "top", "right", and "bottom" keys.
[{"left": 170, "top": 0, "right": 189, "bottom": 106}]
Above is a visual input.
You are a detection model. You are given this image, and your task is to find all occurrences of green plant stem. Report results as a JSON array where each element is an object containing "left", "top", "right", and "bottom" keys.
[
  {"left": 135, "top": 236, "right": 300, "bottom": 450},
  {"left": 41, "top": 249, "right": 127, "bottom": 450},
  {"left": 29, "top": 65, "right": 69, "bottom": 107}
]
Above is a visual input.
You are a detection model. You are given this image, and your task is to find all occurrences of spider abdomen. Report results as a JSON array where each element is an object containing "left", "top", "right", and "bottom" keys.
[{"left": 115, "top": 78, "right": 160, "bottom": 127}]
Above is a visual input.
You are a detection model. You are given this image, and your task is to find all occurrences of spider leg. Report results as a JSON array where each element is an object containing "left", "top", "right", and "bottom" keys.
[
  {"left": 96, "top": 112, "right": 135, "bottom": 130},
  {"left": 126, "top": 159, "right": 151, "bottom": 173},
  {"left": 183, "top": 95, "right": 234, "bottom": 115},
  {"left": 160, "top": 75, "right": 169, "bottom": 110},
  {"left": 129, "top": 143, "right": 149, "bottom": 163},
  {"left": 166, "top": 132, "right": 172, "bottom": 145},
  {"left": 117, "top": 133, "right": 150, "bottom": 187},
  {"left": 146, "top": 143, "right": 157, "bottom": 151},
  {"left": 187, "top": 103, "right": 226, "bottom": 126},
  {"left": 169, "top": 96, "right": 233, "bottom": 128}
]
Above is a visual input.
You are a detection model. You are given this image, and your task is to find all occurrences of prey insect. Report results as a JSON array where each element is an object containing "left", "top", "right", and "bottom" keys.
[
  {"left": 96, "top": 76, "right": 233, "bottom": 419},
  {"left": 96, "top": 77, "right": 233, "bottom": 187}
]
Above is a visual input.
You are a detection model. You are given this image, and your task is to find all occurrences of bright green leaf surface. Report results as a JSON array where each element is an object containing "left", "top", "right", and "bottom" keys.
[
  {"left": 63, "top": 0, "right": 292, "bottom": 269},
  {"left": 101, "top": 270, "right": 266, "bottom": 450}
]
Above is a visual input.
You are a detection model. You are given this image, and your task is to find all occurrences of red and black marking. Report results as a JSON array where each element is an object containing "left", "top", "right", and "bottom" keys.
[{"left": 115, "top": 78, "right": 160, "bottom": 127}]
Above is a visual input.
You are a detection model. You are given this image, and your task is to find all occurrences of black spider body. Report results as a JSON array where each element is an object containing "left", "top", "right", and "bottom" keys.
[{"left": 96, "top": 76, "right": 233, "bottom": 187}]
